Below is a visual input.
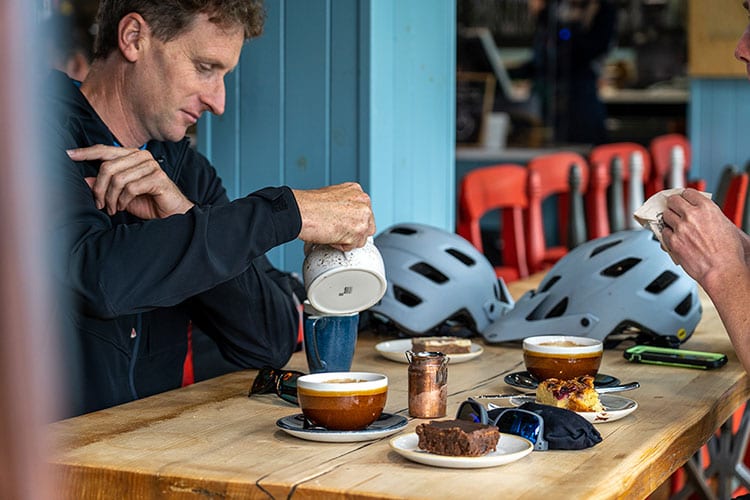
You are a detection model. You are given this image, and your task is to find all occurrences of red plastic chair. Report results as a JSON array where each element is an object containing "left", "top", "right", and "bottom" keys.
[
  {"left": 722, "top": 172, "right": 749, "bottom": 227},
  {"left": 456, "top": 164, "right": 531, "bottom": 282},
  {"left": 648, "top": 133, "right": 707, "bottom": 196},
  {"left": 589, "top": 142, "right": 652, "bottom": 195},
  {"left": 589, "top": 142, "right": 651, "bottom": 236},
  {"left": 525, "top": 152, "right": 589, "bottom": 274}
]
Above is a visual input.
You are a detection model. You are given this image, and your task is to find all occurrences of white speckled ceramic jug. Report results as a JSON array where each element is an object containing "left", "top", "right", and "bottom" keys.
[{"left": 302, "top": 236, "right": 387, "bottom": 315}]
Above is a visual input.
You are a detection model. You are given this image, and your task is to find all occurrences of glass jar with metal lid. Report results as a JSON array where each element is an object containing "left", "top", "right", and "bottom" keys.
[{"left": 406, "top": 351, "right": 448, "bottom": 418}]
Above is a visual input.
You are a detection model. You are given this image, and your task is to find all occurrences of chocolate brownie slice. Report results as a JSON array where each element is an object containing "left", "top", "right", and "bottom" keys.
[
  {"left": 411, "top": 336, "right": 471, "bottom": 354},
  {"left": 415, "top": 419, "right": 500, "bottom": 457}
]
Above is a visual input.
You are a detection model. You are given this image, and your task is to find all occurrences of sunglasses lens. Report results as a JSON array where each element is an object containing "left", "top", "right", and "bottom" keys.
[
  {"left": 277, "top": 371, "right": 302, "bottom": 404},
  {"left": 456, "top": 401, "right": 484, "bottom": 424},
  {"left": 495, "top": 411, "right": 542, "bottom": 444},
  {"left": 249, "top": 366, "right": 278, "bottom": 396}
]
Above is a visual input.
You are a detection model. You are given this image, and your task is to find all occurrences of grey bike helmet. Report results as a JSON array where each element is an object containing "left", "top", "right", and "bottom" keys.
[
  {"left": 482, "top": 229, "right": 702, "bottom": 347},
  {"left": 369, "top": 223, "right": 514, "bottom": 336}
]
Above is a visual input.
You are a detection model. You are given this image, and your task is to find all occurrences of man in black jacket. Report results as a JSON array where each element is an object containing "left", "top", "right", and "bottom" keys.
[{"left": 46, "top": 0, "right": 375, "bottom": 416}]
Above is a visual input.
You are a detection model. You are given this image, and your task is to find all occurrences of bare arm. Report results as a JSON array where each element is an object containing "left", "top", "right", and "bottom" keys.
[
  {"left": 741, "top": 230, "right": 750, "bottom": 266},
  {"left": 292, "top": 182, "right": 376, "bottom": 252},
  {"left": 662, "top": 188, "right": 750, "bottom": 373}
]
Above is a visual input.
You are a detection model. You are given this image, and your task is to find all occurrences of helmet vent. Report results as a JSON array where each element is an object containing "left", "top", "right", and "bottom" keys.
[
  {"left": 601, "top": 257, "right": 641, "bottom": 277},
  {"left": 393, "top": 285, "right": 422, "bottom": 307},
  {"left": 446, "top": 248, "right": 476, "bottom": 266},
  {"left": 540, "top": 275, "right": 560, "bottom": 293},
  {"left": 645, "top": 271, "right": 678, "bottom": 293},
  {"left": 675, "top": 294, "right": 694, "bottom": 316},
  {"left": 589, "top": 239, "right": 623, "bottom": 258},
  {"left": 390, "top": 226, "right": 417, "bottom": 236},
  {"left": 545, "top": 297, "right": 568, "bottom": 318},
  {"left": 409, "top": 262, "right": 448, "bottom": 284}
]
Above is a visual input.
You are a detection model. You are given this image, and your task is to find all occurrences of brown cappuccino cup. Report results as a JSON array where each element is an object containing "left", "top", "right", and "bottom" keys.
[
  {"left": 296, "top": 372, "right": 388, "bottom": 431},
  {"left": 522, "top": 335, "right": 603, "bottom": 382}
]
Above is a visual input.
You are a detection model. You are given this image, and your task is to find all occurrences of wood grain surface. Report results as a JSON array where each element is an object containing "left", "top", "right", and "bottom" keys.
[{"left": 49, "top": 274, "right": 750, "bottom": 499}]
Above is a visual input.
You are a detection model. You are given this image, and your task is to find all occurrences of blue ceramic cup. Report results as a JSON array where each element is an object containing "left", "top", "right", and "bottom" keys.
[{"left": 304, "top": 312, "right": 359, "bottom": 373}]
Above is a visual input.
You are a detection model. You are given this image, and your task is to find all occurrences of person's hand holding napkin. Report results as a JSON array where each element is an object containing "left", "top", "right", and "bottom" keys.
[{"left": 633, "top": 188, "right": 713, "bottom": 246}]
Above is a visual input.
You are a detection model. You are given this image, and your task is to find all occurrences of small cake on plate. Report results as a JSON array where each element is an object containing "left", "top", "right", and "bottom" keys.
[
  {"left": 411, "top": 336, "right": 472, "bottom": 354},
  {"left": 536, "top": 375, "right": 605, "bottom": 413},
  {"left": 415, "top": 419, "right": 499, "bottom": 457}
]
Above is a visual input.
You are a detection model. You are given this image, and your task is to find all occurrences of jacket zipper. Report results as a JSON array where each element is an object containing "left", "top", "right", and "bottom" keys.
[{"left": 128, "top": 313, "right": 142, "bottom": 400}]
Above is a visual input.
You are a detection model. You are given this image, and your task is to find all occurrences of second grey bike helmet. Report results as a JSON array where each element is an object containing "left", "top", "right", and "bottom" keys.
[
  {"left": 482, "top": 229, "right": 702, "bottom": 347},
  {"left": 369, "top": 223, "right": 513, "bottom": 336}
]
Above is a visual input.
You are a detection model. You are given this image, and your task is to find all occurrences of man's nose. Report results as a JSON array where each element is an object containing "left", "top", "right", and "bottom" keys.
[
  {"left": 735, "top": 29, "right": 750, "bottom": 63},
  {"left": 202, "top": 77, "right": 226, "bottom": 116}
]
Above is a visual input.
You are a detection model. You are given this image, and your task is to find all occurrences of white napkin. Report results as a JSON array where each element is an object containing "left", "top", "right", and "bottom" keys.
[{"left": 633, "top": 188, "right": 712, "bottom": 244}]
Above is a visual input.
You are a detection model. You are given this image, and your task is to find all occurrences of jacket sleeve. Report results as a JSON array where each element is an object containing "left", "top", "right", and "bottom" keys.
[
  {"left": 175, "top": 148, "right": 301, "bottom": 368},
  {"left": 54, "top": 144, "right": 302, "bottom": 320},
  {"left": 185, "top": 255, "right": 301, "bottom": 369}
]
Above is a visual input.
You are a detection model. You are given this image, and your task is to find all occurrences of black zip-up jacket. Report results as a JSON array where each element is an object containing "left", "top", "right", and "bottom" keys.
[{"left": 44, "top": 71, "right": 302, "bottom": 416}]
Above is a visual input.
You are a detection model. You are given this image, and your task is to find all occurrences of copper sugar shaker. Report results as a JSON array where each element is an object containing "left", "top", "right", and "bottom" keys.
[{"left": 406, "top": 351, "right": 448, "bottom": 418}]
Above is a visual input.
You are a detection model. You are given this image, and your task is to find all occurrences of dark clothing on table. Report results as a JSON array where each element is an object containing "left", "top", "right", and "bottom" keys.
[
  {"left": 43, "top": 70, "right": 303, "bottom": 416},
  {"left": 511, "top": 0, "right": 618, "bottom": 145}
]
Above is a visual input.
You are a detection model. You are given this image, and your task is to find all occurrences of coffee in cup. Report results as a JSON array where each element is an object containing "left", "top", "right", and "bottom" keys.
[{"left": 522, "top": 335, "right": 603, "bottom": 381}]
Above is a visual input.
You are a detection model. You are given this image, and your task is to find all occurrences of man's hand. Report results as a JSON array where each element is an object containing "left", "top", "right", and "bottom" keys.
[
  {"left": 68, "top": 145, "right": 194, "bottom": 219},
  {"left": 293, "top": 182, "right": 375, "bottom": 252},
  {"left": 661, "top": 188, "right": 745, "bottom": 287}
]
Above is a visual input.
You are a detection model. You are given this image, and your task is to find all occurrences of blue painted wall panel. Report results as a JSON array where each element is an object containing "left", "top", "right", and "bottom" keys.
[
  {"left": 285, "top": 1, "right": 330, "bottom": 191},
  {"left": 239, "top": 1, "right": 285, "bottom": 193},
  {"left": 198, "top": 1, "right": 455, "bottom": 272},
  {"left": 368, "top": 0, "right": 456, "bottom": 232},
  {"left": 690, "top": 78, "right": 750, "bottom": 193},
  {"left": 201, "top": 70, "right": 241, "bottom": 200},
  {"left": 331, "top": 1, "right": 361, "bottom": 187},
  {"left": 239, "top": 2, "right": 288, "bottom": 265},
  {"left": 367, "top": 1, "right": 396, "bottom": 228}
]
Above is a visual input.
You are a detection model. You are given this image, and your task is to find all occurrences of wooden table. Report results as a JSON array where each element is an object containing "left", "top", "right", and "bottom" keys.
[{"left": 50, "top": 275, "right": 750, "bottom": 499}]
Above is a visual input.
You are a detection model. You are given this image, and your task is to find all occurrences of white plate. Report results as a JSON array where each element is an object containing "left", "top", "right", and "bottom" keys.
[
  {"left": 507, "top": 394, "right": 638, "bottom": 424},
  {"left": 375, "top": 339, "right": 483, "bottom": 364},
  {"left": 276, "top": 413, "right": 407, "bottom": 443},
  {"left": 389, "top": 432, "right": 533, "bottom": 469}
]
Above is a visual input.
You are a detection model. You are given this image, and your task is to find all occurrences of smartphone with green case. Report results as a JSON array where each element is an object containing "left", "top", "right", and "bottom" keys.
[{"left": 623, "top": 345, "right": 728, "bottom": 370}]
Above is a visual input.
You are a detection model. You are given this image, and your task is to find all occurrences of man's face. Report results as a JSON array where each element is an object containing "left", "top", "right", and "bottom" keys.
[
  {"left": 736, "top": 1, "right": 750, "bottom": 79},
  {"left": 128, "top": 13, "right": 244, "bottom": 143}
]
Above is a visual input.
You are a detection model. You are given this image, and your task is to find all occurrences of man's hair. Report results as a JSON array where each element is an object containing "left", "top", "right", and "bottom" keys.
[{"left": 92, "top": 0, "right": 265, "bottom": 60}]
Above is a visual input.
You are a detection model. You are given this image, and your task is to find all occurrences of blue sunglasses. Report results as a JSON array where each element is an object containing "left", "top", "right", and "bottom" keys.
[{"left": 456, "top": 398, "right": 549, "bottom": 451}]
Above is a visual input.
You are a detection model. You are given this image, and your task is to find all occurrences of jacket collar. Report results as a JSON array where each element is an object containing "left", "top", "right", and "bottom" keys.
[{"left": 45, "top": 70, "right": 188, "bottom": 178}]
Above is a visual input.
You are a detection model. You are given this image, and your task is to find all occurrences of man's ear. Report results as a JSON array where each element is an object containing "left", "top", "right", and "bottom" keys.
[{"left": 118, "top": 13, "right": 150, "bottom": 62}]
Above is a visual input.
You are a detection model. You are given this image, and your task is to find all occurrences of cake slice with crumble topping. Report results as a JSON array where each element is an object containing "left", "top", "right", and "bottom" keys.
[{"left": 536, "top": 375, "right": 604, "bottom": 412}]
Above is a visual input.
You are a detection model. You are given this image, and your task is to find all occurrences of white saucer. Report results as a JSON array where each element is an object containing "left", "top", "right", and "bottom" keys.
[
  {"left": 389, "top": 432, "right": 533, "bottom": 469},
  {"left": 375, "top": 339, "right": 483, "bottom": 364},
  {"left": 506, "top": 394, "right": 638, "bottom": 424},
  {"left": 276, "top": 412, "right": 407, "bottom": 443}
]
